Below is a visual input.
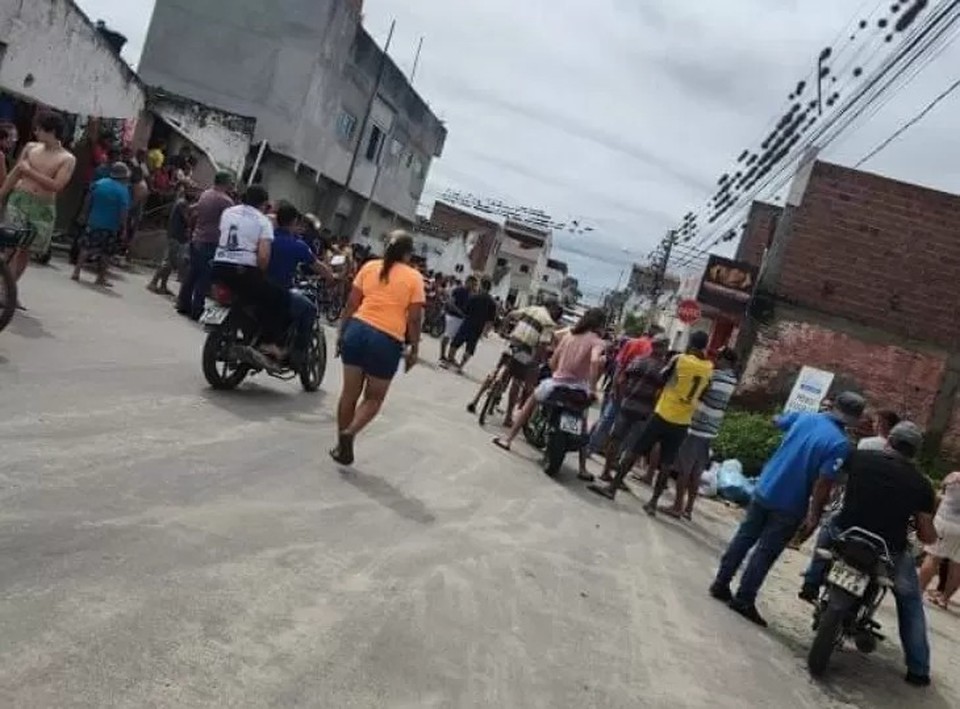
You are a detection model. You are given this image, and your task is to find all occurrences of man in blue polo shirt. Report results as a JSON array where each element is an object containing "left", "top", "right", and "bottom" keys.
[
  {"left": 266, "top": 202, "right": 332, "bottom": 364},
  {"left": 709, "top": 391, "right": 865, "bottom": 627}
]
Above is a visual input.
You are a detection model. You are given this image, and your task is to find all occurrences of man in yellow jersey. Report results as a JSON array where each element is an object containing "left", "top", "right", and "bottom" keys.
[{"left": 589, "top": 331, "right": 713, "bottom": 501}]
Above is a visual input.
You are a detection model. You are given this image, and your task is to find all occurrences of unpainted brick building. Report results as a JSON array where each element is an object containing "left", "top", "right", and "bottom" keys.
[{"left": 737, "top": 160, "right": 960, "bottom": 459}]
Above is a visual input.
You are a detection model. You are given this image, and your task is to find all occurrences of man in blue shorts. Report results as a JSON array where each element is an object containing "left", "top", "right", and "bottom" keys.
[{"left": 447, "top": 277, "right": 497, "bottom": 373}]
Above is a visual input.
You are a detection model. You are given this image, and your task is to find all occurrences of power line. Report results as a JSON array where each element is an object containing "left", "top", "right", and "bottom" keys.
[
  {"left": 856, "top": 83, "right": 960, "bottom": 166},
  {"left": 673, "top": 0, "right": 960, "bottom": 266},
  {"left": 676, "top": 0, "right": 957, "bottom": 260}
]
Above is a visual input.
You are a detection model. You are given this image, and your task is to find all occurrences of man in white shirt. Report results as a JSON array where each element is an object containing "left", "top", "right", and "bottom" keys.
[
  {"left": 210, "top": 185, "right": 291, "bottom": 360},
  {"left": 858, "top": 410, "right": 901, "bottom": 451}
]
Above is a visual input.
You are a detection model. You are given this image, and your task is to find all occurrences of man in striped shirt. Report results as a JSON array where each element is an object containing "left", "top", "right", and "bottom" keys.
[{"left": 646, "top": 347, "right": 739, "bottom": 520}]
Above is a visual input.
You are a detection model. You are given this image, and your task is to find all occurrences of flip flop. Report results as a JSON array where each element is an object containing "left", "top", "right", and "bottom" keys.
[
  {"left": 492, "top": 438, "right": 511, "bottom": 452},
  {"left": 577, "top": 471, "right": 595, "bottom": 482},
  {"left": 587, "top": 483, "right": 616, "bottom": 500},
  {"left": 660, "top": 506, "right": 683, "bottom": 519}
]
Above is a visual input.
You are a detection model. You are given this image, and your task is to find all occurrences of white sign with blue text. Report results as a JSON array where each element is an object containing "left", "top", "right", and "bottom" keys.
[{"left": 784, "top": 366, "right": 835, "bottom": 413}]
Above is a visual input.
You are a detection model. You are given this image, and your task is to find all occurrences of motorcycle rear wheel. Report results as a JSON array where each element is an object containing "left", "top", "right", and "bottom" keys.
[
  {"left": 542, "top": 431, "right": 567, "bottom": 477},
  {"left": 202, "top": 322, "right": 250, "bottom": 390},
  {"left": 808, "top": 589, "right": 852, "bottom": 677}
]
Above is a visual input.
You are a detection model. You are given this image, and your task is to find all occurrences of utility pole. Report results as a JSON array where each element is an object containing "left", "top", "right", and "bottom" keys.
[
  {"left": 410, "top": 36, "right": 424, "bottom": 84},
  {"left": 649, "top": 229, "right": 677, "bottom": 308},
  {"left": 323, "top": 19, "right": 395, "bottom": 236}
]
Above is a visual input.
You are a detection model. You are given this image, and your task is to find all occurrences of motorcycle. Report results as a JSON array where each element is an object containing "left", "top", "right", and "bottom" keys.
[
  {"left": 807, "top": 526, "right": 894, "bottom": 677},
  {"left": 200, "top": 275, "right": 328, "bottom": 392},
  {"left": 538, "top": 386, "right": 592, "bottom": 477},
  {"left": 0, "top": 226, "right": 33, "bottom": 333}
]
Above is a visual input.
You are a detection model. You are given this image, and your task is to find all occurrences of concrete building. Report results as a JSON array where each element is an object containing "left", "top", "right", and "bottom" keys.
[
  {"left": 138, "top": 0, "right": 446, "bottom": 237},
  {"left": 536, "top": 258, "right": 567, "bottom": 302},
  {"left": 0, "top": 0, "right": 144, "bottom": 122},
  {"left": 495, "top": 221, "right": 552, "bottom": 307},
  {"left": 133, "top": 88, "right": 256, "bottom": 185},
  {"left": 736, "top": 159, "right": 960, "bottom": 461}
]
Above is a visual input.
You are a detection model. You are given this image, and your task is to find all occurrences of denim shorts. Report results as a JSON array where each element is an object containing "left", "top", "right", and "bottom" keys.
[{"left": 340, "top": 318, "right": 404, "bottom": 380}]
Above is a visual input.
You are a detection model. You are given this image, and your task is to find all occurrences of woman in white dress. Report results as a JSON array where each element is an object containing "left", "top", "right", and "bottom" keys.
[{"left": 919, "top": 470, "right": 960, "bottom": 608}]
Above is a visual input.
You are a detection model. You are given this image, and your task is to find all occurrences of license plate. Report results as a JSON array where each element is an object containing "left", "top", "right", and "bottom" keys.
[
  {"left": 200, "top": 305, "right": 229, "bottom": 325},
  {"left": 828, "top": 561, "right": 869, "bottom": 597},
  {"left": 559, "top": 413, "right": 582, "bottom": 434}
]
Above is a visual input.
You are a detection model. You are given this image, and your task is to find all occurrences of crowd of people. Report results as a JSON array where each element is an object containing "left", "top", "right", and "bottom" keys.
[
  {"left": 5, "top": 111, "right": 957, "bottom": 693},
  {"left": 442, "top": 298, "right": 958, "bottom": 690}
]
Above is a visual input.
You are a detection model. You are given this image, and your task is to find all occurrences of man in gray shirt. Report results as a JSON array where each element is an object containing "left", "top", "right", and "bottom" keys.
[{"left": 176, "top": 171, "right": 234, "bottom": 320}]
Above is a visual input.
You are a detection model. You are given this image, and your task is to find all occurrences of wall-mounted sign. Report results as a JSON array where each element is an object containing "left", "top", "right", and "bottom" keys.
[
  {"left": 784, "top": 366, "right": 835, "bottom": 413},
  {"left": 697, "top": 255, "right": 759, "bottom": 316}
]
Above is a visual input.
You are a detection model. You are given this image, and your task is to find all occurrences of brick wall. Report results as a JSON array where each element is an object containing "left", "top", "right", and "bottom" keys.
[
  {"left": 736, "top": 201, "right": 781, "bottom": 269},
  {"left": 741, "top": 318, "right": 946, "bottom": 430},
  {"left": 773, "top": 161, "right": 960, "bottom": 349}
]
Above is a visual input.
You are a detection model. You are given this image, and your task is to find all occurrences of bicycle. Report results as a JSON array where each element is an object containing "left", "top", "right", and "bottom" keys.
[
  {"left": 478, "top": 362, "right": 512, "bottom": 427},
  {"left": 0, "top": 226, "right": 35, "bottom": 333}
]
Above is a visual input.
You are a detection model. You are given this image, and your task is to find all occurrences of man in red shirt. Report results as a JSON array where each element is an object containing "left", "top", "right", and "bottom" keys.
[{"left": 589, "top": 328, "right": 661, "bottom": 454}]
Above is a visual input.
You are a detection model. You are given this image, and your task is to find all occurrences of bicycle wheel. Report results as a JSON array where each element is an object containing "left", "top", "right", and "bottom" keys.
[
  {"left": 0, "top": 261, "right": 17, "bottom": 333},
  {"left": 479, "top": 375, "right": 507, "bottom": 427}
]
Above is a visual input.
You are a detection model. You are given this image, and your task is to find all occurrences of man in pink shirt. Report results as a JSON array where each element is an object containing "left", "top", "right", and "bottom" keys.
[{"left": 493, "top": 309, "right": 606, "bottom": 480}]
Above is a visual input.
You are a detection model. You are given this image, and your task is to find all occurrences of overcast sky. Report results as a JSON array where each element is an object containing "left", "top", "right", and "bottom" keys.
[{"left": 77, "top": 0, "right": 960, "bottom": 294}]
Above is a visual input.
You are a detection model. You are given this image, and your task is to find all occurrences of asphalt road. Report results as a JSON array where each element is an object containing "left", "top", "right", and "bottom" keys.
[{"left": 1, "top": 260, "right": 957, "bottom": 708}]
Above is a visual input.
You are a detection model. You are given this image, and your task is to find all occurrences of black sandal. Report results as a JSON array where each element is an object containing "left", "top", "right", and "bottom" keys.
[
  {"left": 329, "top": 433, "right": 355, "bottom": 466},
  {"left": 492, "top": 438, "right": 511, "bottom": 452}
]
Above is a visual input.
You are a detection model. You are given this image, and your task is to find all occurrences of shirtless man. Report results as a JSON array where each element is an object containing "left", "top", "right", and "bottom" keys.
[{"left": 1, "top": 111, "right": 76, "bottom": 290}]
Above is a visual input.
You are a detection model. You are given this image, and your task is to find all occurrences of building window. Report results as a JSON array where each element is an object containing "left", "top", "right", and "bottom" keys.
[
  {"left": 496, "top": 258, "right": 507, "bottom": 267},
  {"left": 336, "top": 111, "right": 357, "bottom": 140},
  {"left": 365, "top": 125, "right": 384, "bottom": 162},
  {"left": 519, "top": 264, "right": 530, "bottom": 274}
]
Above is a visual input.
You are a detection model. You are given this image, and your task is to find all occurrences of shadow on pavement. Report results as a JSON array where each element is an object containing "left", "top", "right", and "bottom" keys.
[
  {"left": 8, "top": 313, "right": 55, "bottom": 339},
  {"left": 76, "top": 281, "right": 123, "bottom": 298},
  {"left": 201, "top": 382, "right": 330, "bottom": 423},
  {"left": 764, "top": 621, "right": 954, "bottom": 709},
  {"left": 338, "top": 468, "right": 436, "bottom": 525}
]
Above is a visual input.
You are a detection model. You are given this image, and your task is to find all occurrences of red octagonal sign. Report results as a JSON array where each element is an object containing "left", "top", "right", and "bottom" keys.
[{"left": 676, "top": 298, "right": 701, "bottom": 325}]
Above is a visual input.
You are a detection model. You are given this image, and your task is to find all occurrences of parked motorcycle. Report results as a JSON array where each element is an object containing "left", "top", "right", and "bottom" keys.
[
  {"left": 807, "top": 527, "right": 894, "bottom": 677},
  {"left": 538, "top": 386, "right": 592, "bottom": 477},
  {"left": 200, "top": 276, "right": 327, "bottom": 392},
  {"left": 0, "top": 226, "right": 34, "bottom": 333}
]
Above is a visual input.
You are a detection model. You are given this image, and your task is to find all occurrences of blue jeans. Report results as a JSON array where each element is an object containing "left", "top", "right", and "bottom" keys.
[
  {"left": 177, "top": 242, "right": 217, "bottom": 318},
  {"left": 289, "top": 289, "right": 317, "bottom": 352},
  {"left": 589, "top": 397, "right": 620, "bottom": 453},
  {"left": 714, "top": 498, "right": 802, "bottom": 605},
  {"left": 802, "top": 522, "right": 930, "bottom": 677}
]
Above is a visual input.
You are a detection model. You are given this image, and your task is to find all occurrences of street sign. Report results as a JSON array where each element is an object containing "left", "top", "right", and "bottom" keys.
[
  {"left": 676, "top": 298, "right": 701, "bottom": 325},
  {"left": 784, "top": 366, "right": 835, "bottom": 413}
]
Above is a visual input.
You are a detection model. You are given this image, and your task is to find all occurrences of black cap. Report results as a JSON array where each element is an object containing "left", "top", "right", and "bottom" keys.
[{"left": 689, "top": 331, "right": 709, "bottom": 351}]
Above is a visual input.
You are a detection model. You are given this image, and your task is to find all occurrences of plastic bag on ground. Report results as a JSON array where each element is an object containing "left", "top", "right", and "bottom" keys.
[
  {"left": 716, "top": 459, "right": 755, "bottom": 506},
  {"left": 699, "top": 462, "right": 720, "bottom": 498}
]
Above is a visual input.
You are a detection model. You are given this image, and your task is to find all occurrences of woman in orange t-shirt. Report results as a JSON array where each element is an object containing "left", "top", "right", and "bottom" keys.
[{"left": 330, "top": 231, "right": 426, "bottom": 465}]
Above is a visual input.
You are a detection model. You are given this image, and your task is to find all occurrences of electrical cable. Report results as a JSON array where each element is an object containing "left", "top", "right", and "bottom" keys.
[{"left": 673, "top": 0, "right": 960, "bottom": 266}]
